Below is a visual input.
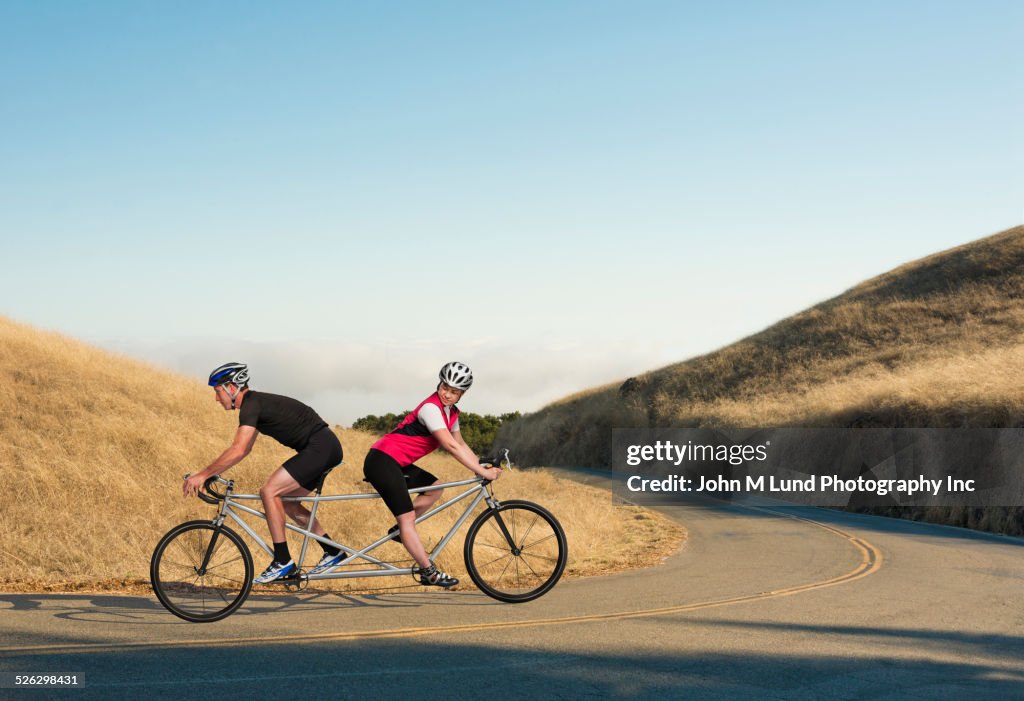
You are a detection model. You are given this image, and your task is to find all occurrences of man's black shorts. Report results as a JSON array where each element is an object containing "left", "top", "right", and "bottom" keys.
[
  {"left": 282, "top": 427, "right": 343, "bottom": 491},
  {"left": 363, "top": 448, "right": 439, "bottom": 516}
]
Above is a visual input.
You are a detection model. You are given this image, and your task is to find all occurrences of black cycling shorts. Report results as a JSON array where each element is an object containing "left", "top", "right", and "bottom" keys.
[
  {"left": 362, "top": 448, "right": 439, "bottom": 516},
  {"left": 282, "top": 427, "right": 343, "bottom": 491}
]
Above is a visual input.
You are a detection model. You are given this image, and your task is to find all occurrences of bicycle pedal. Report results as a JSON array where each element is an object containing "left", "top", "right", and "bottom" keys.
[{"left": 279, "top": 572, "right": 309, "bottom": 591}]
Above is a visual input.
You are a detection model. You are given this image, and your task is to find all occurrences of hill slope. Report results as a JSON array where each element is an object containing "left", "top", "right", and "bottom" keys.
[
  {"left": 0, "top": 317, "right": 681, "bottom": 590},
  {"left": 498, "top": 225, "right": 1024, "bottom": 467}
]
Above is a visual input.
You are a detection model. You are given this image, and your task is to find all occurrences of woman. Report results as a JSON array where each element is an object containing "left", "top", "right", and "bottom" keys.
[{"left": 363, "top": 361, "right": 502, "bottom": 586}]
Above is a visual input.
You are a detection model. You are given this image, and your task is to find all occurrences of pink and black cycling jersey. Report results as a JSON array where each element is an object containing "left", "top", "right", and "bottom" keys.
[{"left": 372, "top": 393, "right": 460, "bottom": 466}]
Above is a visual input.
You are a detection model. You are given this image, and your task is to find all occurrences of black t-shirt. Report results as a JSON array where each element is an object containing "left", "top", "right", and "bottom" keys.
[{"left": 237, "top": 390, "right": 328, "bottom": 451}]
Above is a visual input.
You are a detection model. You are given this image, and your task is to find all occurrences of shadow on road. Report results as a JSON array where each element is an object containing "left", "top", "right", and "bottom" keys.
[
  {"left": 657, "top": 617, "right": 1024, "bottom": 668},
  {"left": 0, "top": 588, "right": 502, "bottom": 628},
  {"left": 2, "top": 627, "right": 1022, "bottom": 700}
]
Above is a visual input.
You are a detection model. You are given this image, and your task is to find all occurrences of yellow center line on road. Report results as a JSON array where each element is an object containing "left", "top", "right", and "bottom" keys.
[{"left": 0, "top": 507, "right": 883, "bottom": 657}]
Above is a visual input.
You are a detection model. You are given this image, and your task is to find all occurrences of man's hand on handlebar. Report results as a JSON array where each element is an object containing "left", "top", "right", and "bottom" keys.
[{"left": 183, "top": 473, "right": 207, "bottom": 498}]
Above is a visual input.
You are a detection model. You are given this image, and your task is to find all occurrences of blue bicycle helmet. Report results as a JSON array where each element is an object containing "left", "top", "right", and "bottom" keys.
[{"left": 208, "top": 362, "right": 250, "bottom": 388}]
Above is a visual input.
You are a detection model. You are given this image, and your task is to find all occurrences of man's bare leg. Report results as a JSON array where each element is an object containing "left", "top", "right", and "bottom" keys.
[
  {"left": 281, "top": 488, "right": 327, "bottom": 536},
  {"left": 260, "top": 467, "right": 305, "bottom": 543}
]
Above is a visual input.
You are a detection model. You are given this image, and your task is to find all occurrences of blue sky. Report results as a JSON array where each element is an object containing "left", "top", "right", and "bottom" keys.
[{"left": 1, "top": 1, "right": 1021, "bottom": 423}]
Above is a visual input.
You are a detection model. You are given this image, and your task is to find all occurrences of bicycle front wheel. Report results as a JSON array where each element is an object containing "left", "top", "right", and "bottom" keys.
[
  {"left": 464, "top": 500, "right": 567, "bottom": 603},
  {"left": 151, "top": 520, "right": 253, "bottom": 623}
]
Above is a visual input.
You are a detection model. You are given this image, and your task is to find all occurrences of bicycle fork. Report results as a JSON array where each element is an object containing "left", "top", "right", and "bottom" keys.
[
  {"left": 195, "top": 510, "right": 230, "bottom": 576},
  {"left": 485, "top": 497, "right": 521, "bottom": 556}
]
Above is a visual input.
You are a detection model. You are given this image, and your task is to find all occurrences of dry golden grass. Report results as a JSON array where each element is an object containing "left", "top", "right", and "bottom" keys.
[
  {"left": 667, "top": 345, "right": 1024, "bottom": 428},
  {"left": 0, "top": 316, "right": 683, "bottom": 593},
  {"left": 497, "top": 225, "right": 1024, "bottom": 534}
]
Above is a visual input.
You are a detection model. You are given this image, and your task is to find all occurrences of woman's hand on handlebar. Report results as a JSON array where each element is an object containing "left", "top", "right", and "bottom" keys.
[{"left": 481, "top": 466, "right": 503, "bottom": 481}]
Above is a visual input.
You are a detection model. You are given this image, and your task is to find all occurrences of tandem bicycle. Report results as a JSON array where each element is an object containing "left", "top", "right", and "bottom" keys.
[{"left": 150, "top": 452, "right": 568, "bottom": 622}]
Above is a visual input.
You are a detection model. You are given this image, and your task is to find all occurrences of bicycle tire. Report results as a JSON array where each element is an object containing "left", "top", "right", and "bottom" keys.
[
  {"left": 463, "top": 500, "right": 567, "bottom": 603},
  {"left": 151, "top": 520, "right": 253, "bottom": 623}
]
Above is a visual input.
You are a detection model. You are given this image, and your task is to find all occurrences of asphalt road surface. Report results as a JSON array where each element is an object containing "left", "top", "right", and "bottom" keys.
[{"left": 2, "top": 472, "right": 1022, "bottom": 700}]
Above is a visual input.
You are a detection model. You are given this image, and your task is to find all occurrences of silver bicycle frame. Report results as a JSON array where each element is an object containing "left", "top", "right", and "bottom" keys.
[{"left": 212, "top": 477, "right": 497, "bottom": 580}]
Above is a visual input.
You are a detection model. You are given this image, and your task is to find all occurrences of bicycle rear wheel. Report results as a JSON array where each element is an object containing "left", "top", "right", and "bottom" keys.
[
  {"left": 151, "top": 520, "right": 253, "bottom": 622},
  {"left": 464, "top": 500, "right": 567, "bottom": 603}
]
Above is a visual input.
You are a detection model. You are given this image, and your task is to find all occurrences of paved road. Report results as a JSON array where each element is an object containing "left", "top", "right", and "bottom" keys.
[{"left": 2, "top": 477, "right": 1022, "bottom": 700}]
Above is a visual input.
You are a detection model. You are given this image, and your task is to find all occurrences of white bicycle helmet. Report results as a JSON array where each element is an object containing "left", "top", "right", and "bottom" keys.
[{"left": 439, "top": 361, "right": 473, "bottom": 390}]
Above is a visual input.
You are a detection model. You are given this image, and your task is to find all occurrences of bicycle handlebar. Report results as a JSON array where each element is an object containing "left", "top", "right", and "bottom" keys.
[
  {"left": 183, "top": 473, "right": 230, "bottom": 504},
  {"left": 480, "top": 447, "right": 512, "bottom": 470},
  {"left": 202, "top": 476, "right": 229, "bottom": 503}
]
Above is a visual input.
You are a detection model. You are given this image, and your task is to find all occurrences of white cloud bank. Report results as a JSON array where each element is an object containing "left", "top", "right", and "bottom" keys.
[{"left": 101, "top": 336, "right": 675, "bottom": 425}]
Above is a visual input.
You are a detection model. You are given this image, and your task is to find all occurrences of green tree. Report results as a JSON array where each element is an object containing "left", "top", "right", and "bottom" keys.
[
  {"left": 351, "top": 410, "right": 521, "bottom": 455},
  {"left": 351, "top": 412, "right": 407, "bottom": 434}
]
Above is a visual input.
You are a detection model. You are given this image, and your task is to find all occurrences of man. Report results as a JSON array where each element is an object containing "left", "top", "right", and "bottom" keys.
[{"left": 183, "top": 362, "right": 346, "bottom": 583}]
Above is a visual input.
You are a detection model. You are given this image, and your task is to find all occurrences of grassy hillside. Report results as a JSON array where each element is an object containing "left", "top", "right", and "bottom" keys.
[
  {"left": 0, "top": 317, "right": 681, "bottom": 591},
  {"left": 497, "top": 225, "right": 1024, "bottom": 533}
]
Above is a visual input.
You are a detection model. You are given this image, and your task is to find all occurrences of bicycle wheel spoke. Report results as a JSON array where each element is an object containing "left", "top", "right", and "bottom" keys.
[
  {"left": 517, "top": 553, "right": 543, "bottom": 580},
  {"left": 212, "top": 581, "right": 236, "bottom": 605},
  {"left": 523, "top": 532, "right": 557, "bottom": 550},
  {"left": 477, "top": 551, "right": 516, "bottom": 570},
  {"left": 202, "top": 571, "right": 246, "bottom": 586},
  {"left": 191, "top": 528, "right": 206, "bottom": 562},
  {"left": 495, "top": 548, "right": 516, "bottom": 582},
  {"left": 473, "top": 540, "right": 512, "bottom": 552},
  {"left": 171, "top": 540, "right": 201, "bottom": 569},
  {"left": 519, "top": 551, "right": 558, "bottom": 563},
  {"left": 160, "top": 558, "right": 198, "bottom": 572},
  {"left": 516, "top": 514, "right": 540, "bottom": 548},
  {"left": 205, "top": 553, "right": 245, "bottom": 571}
]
